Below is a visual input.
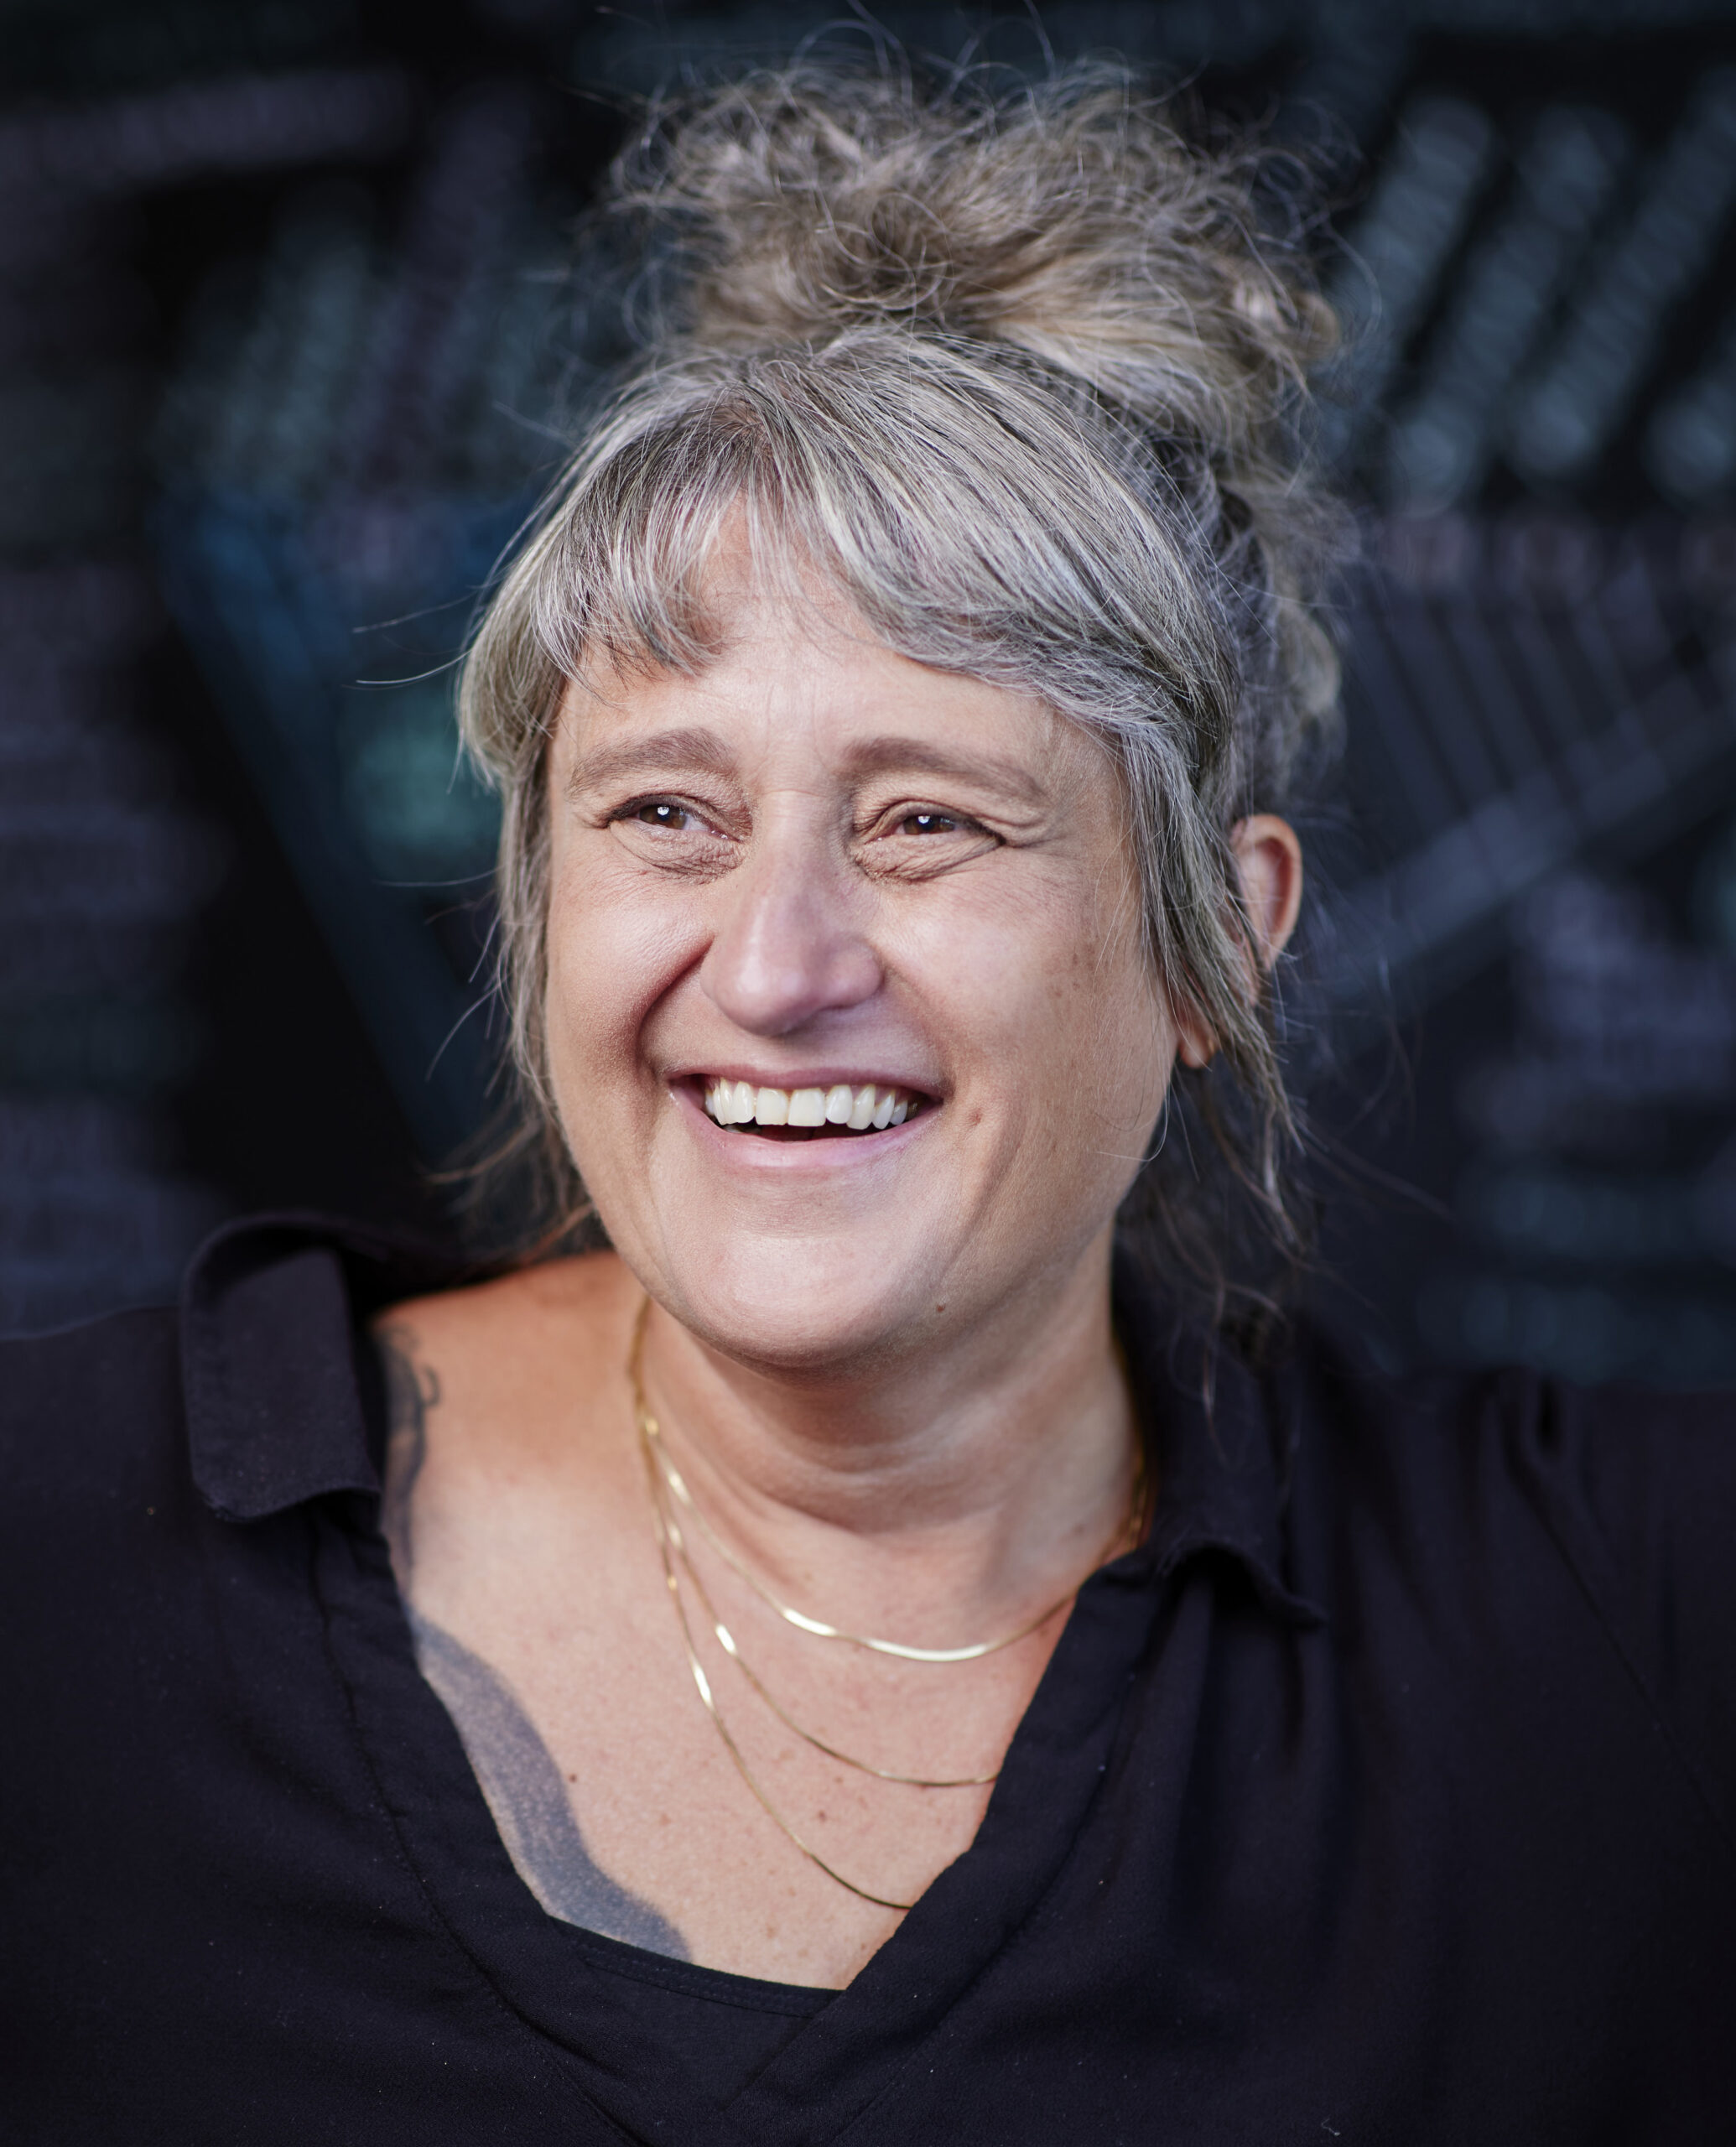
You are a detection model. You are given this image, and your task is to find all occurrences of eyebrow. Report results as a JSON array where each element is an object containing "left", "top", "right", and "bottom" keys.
[
  {"left": 565, "top": 726, "right": 1049, "bottom": 805},
  {"left": 564, "top": 727, "right": 739, "bottom": 795},
  {"left": 844, "top": 735, "right": 1048, "bottom": 805}
]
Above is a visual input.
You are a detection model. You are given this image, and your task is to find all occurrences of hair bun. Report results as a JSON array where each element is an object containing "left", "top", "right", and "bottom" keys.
[{"left": 610, "top": 65, "right": 1336, "bottom": 459}]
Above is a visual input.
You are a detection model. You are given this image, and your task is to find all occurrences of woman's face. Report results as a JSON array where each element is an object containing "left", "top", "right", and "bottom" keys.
[{"left": 542, "top": 569, "right": 1188, "bottom": 1374}]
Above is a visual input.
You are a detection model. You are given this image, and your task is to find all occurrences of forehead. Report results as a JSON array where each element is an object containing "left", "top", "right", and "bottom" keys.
[{"left": 554, "top": 569, "right": 1089, "bottom": 799}]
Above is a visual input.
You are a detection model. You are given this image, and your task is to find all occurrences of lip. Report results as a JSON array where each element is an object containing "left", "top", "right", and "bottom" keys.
[{"left": 669, "top": 1078, "right": 937, "bottom": 1167}]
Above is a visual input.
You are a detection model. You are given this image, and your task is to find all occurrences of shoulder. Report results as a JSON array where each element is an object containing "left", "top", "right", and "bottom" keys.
[
  {"left": 1280, "top": 1324, "right": 1735, "bottom": 1576},
  {"left": 0, "top": 1302, "right": 185, "bottom": 1509},
  {"left": 1282, "top": 1323, "right": 1734, "bottom": 1532},
  {"left": 0, "top": 1304, "right": 198, "bottom": 1713},
  {"left": 1281, "top": 1326, "right": 1736, "bottom": 1838},
  {"left": 0, "top": 1210, "right": 491, "bottom": 1531},
  {"left": 1494, "top": 1375, "right": 1736, "bottom": 1830}
]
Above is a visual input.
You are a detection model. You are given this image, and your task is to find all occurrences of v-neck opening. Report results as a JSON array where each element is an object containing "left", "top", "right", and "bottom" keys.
[
  {"left": 315, "top": 1494, "right": 1163, "bottom": 2146},
  {"left": 553, "top": 1916, "right": 834, "bottom": 2013}
]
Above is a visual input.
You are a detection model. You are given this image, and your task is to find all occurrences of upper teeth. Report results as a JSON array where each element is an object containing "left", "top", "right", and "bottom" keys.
[{"left": 703, "top": 1080, "right": 920, "bottom": 1131}]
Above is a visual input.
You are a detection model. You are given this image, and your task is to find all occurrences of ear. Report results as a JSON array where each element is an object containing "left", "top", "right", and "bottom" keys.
[
  {"left": 1231, "top": 814, "right": 1304, "bottom": 970},
  {"left": 1173, "top": 815, "right": 1304, "bottom": 1071}
]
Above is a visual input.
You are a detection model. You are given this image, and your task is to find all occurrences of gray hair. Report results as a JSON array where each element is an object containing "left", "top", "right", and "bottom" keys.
[{"left": 459, "top": 61, "right": 1348, "bottom": 1335}]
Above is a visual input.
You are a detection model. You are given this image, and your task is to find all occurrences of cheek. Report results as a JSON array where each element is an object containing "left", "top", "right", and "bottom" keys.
[
  {"left": 541, "top": 842, "right": 700, "bottom": 1103},
  {"left": 1042, "top": 938, "right": 1172, "bottom": 1160},
  {"left": 914, "top": 862, "right": 1169, "bottom": 1150}
]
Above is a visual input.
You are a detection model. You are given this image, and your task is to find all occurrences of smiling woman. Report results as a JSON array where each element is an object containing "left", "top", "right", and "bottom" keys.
[{"left": 5, "top": 56, "right": 1734, "bottom": 2147}]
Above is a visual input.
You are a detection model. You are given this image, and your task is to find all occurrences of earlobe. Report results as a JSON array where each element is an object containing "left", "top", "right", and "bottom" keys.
[{"left": 1175, "top": 1015, "right": 1215, "bottom": 1071}]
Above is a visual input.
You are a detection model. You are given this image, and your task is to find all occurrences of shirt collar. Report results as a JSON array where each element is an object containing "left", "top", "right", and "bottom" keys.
[
  {"left": 182, "top": 1219, "right": 1321, "bottom": 1626},
  {"left": 182, "top": 1214, "right": 470, "bottom": 1521},
  {"left": 1112, "top": 1260, "right": 1323, "bottom": 1628}
]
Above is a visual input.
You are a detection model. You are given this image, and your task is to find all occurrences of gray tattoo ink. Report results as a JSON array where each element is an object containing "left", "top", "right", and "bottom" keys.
[
  {"left": 377, "top": 1325, "right": 436, "bottom": 1585},
  {"left": 407, "top": 1605, "right": 689, "bottom": 1957},
  {"left": 374, "top": 1328, "right": 689, "bottom": 1961}
]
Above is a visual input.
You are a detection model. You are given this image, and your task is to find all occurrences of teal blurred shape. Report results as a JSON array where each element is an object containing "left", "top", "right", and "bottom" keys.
[{"left": 153, "top": 486, "right": 526, "bottom": 1162}]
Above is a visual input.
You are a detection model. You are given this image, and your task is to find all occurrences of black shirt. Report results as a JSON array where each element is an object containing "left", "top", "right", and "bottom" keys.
[{"left": 3, "top": 1214, "right": 1733, "bottom": 2144}]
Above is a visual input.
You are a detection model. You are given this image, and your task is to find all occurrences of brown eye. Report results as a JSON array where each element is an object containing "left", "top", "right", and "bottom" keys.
[
  {"left": 636, "top": 802, "right": 689, "bottom": 830},
  {"left": 901, "top": 811, "right": 958, "bottom": 835}
]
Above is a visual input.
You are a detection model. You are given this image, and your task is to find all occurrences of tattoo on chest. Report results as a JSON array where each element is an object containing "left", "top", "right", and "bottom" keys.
[
  {"left": 408, "top": 1606, "right": 690, "bottom": 1957},
  {"left": 377, "top": 1325, "right": 437, "bottom": 1583},
  {"left": 374, "top": 1326, "right": 690, "bottom": 1962}
]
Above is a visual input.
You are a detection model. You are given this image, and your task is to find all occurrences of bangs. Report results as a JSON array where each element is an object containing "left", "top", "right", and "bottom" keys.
[{"left": 500, "top": 332, "right": 1235, "bottom": 756}]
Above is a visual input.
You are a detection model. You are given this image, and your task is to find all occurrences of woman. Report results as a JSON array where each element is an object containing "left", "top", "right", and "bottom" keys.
[{"left": 4, "top": 65, "right": 1732, "bottom": 2145}]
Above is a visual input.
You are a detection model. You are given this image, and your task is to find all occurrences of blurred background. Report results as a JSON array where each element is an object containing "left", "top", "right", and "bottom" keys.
[{"left": 4, "top": 0, "right": 1736, "bottom": 1385}]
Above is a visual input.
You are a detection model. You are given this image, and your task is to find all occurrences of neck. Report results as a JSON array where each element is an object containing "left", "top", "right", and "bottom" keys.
[{"left": 636, "top": 1232, "right": 1139, "bottom": 1645}]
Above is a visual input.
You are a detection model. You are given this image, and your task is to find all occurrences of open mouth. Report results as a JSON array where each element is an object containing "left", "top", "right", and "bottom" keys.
[{"left": 699, "top": 1079, "right": 928, "bottom": 1141}]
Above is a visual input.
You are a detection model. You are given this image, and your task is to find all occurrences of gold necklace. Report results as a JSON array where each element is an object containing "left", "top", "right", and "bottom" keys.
[
  {"left": 628, "top": 1296, "right": 1151, "bottom": 1912},
  {"left": 629, "top": 1298, "right": 1147, "bottom": 1664},
  {"left": 647, "top": 1453, "right": 1001, "bottom": 1788},
  {"left": 640, "top": 1443, "right": 923, "bottom": 1911}
]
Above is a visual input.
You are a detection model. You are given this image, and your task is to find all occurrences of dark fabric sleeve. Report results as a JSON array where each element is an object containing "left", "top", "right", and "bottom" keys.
[
  {"left": 1507, "top": 1374, "right": 1736, "bottom": 1857},
  {"left": 0, "top": 1303, "right": 191, "bottom": 1874}
]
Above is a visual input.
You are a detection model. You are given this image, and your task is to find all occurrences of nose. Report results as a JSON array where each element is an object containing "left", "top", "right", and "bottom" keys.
[{"left": 699, "top": 810, "right": 883, "bottom": 1037}]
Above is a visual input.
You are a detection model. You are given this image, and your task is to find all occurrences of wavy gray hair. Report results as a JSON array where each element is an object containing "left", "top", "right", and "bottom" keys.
[{"left": 458, "top": 61, "right": 1348, "bottom": 1336}]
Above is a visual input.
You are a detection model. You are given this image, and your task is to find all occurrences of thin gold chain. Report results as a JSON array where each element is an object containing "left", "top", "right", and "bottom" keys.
[
  {"left": 638, "top": 1431, "right": 922, "bottom": 1911},
  {"left": 628, "top": 1297, "right": 1146, "bottom": 1665},
  {"left": 628, "top": 1294, "right": 1152, "bottom": 1912},
  {"left": 647, "top": 1455, "right": 1001, "bottom": 1788}
]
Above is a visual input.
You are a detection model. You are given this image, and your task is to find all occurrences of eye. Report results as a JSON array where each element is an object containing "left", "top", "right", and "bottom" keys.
[
  {"left": 863, "top": 801, "right": 999, "bottom": 879},
  {"left": 605, "top": 792, "right": 734, "bottom": 874}
]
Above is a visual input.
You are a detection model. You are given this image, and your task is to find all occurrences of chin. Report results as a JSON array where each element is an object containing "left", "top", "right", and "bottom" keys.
[{"left": 652, "top": 1227, "right": 946, "bottom": 1374}]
